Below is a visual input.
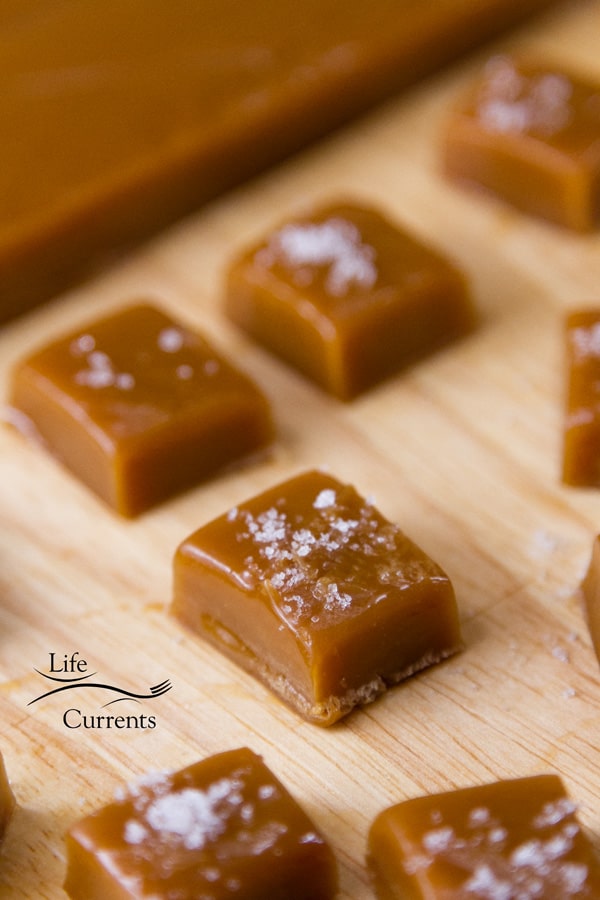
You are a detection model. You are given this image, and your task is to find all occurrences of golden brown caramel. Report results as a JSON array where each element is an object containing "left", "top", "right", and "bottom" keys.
[
  {"left": 563, "top": 309, "right": 600, "bottom": 487},
  {"left": 172, "top": 469, "right": 461, "bottom": 725},
  {"left": 580, "top": 535, "right": 600, "bottom": 666},
  {"left": 225, "top": 201, "right": 474, "bottom": 399},
  {"left": 64, "top": 747, "right": 337, "bottom": 900},
  {"left": 443, "top": 56, "right": 600, "bottom": 230},
  {"left": 0, "top": 751, "right": 15, "bottom": 845},
  {"left": 0, "top": 1, "right": 557, "bottom": 323},
  {"left": 368, "top": 774, "right": 600, "bottom": 899},
  {"left": 8, "top": 304, "right": 273, "bottom": 517}
]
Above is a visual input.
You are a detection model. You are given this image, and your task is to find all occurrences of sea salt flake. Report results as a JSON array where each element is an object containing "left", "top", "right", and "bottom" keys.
[
  {"left": 115, "top": 372, "right": 135, "bottom": 390},
  {"left": 570, "top": 323, "right": 600, "bottom": 361},
  {"left": 533, "top": 799, "right": 577, "bottom": 828},
  {"left": 266, "top": 218, "right": 378, "bottom": 297},
  {"left": 323, "top": 582, "right": 352, "bottom": 611},
  {"left": 291, "top": 528, "right": 316, "bottom": 556},
  {"left": 313, "top": 488, "right": 336, "bottom": 509},
  {"left": 299, "top": 831, "right": 321, "bottom": 844},
  {"left": 559, "top": 862, "right": 588, "bottom": 893},
  {"left": 464, "top": 863, "right": 512, "bottom": 900},
  {"left": 423, "top": 826, "right": 455, "bottom": 853},
  {"left": 75, "top": 368, "right": 115, "bottom": 389},
  {"left": 88, "top": 350, "right": 113, "bottom": 370},
  {"left": 204, "top": 360, "right": 220, "bottom": 376},
  {"left": 247, "top": 508, "right": 288, "bottom": 544},
  {"left": 158, "top": 327, "right": 185, "bottom": 353},
  {"left": 124, "top": 819, "right": 149, "bottom": 845},
  {"left": 70, "top": 334, "right": 96, "bottom": 356},
  {"left": 488, "top": 827, "right": 508, "bottom": 844},
  {"left": 257, "top": 784, "right": 277, "bottom": 800},
  {"left": 552, "top": 645, "right": 569, "bottom": 663},
  {"left": 544, "top": 833, "right": 572, "bottom": 859},
  {"left": 402, "top": 853, "right": 432, "bottom": 875},
  {"left": 176, "top": 364, "right": 194, "bottom": 380},
  {"left": 144, "top": 778, "right": 239, "bottom": 850},
  {"left": 468, "top": 807, "right": 491, "bottom": 827},
  {"left": 511, "top": 839, "right": 547, "bottom": 869}
]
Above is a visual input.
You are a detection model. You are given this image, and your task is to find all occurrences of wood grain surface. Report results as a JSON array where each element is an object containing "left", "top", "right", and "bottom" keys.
[{"left": 2, "top": 1, "right": 600, "bottom": 896}]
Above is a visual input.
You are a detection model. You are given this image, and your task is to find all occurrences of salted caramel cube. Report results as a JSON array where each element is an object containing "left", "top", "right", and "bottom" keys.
[
  {"left": 172, "top": 469, "right": 461, "bottom": 726},
  {"left": 0, "top": 751, "right": 15, "bottom": 844},
  {"left": 562, "top": 309, "right": 600, "bottom": 487},
  {"left": 8, "top": 304, "right": 273, "bottom": 517},
  {"left": 368, "top": 774, "right": 600, "bottom": 899},
  {"left": 580, "top": 535, "right": 600, "bottom": 666},
  {"left": 225, "top": 202, "right": 474, "bottom": 400},
  {"left": 64, "top": 747, "right": 337, "bottom": 900},
  {"left": 443, "top": 56, "right": 600, "bottom": 230}
]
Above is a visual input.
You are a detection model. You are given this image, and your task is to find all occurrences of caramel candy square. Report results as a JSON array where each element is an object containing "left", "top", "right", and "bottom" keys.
[
  {"left": 64, "top": 747, "right": 337, "bottom": 900},
  {"left": 225, "top": 202, "right": 474, "bottom": 400},
  {"left": 0, "top": 751, "right": 15, "bottom": 845},
  {"left": 8, "top": 304, "right": 273, "bottom": 517},
  {"left": 443, "top": 56, "right": 600, "bottom": 231},
  {"left": 580, "top": 534, "right": 600, "bottom": 666},
  {"left": 368, "top": 774, "right": 600, "bottom": 899},
  {"left": 172, "top": 469, "right": 461, "bottom": 725},
  {"left": 563, "top": 309, "right": 600, "bottom": 487}
]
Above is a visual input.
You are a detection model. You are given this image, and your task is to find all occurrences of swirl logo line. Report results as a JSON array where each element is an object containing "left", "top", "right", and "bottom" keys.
[{"left": 28, "top": 669, "right": 172, "bottom": 707}]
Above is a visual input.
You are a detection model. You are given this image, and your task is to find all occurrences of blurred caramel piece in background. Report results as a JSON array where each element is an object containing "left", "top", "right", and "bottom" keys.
[
  {"left": 225, "top": 202, "right": 474, "bottom": 399},
  {"left": 563, "top": 309, "right": 600, "bottom": 487},
  {"left": 8, "top": 304, "right": 273, "bottom": 517},
  {"left": 0, "top": 1, "right": 559, "bottom": 323},
  {"left": 368, "top": 774, "right": 600, "bottom": 899},
  {"left": 65, "top": 747, "right": 338, "bottom": 899},
  {"left": 580, "top": 534, "right": 600, "bottom": 665},
  {"left": 443, "top": 56, "right": 600, "bottom": 230},
  {"left": 0, "top": 752, "right": 15, "bottom": 845}
]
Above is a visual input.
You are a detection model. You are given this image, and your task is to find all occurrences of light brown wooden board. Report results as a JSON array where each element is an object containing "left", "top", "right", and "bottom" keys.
[{"left": 1, "top": 1, "right": 600, "bottom": 896}]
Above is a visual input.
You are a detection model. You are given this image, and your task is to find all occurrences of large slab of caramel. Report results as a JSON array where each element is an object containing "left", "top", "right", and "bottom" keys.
[{"left": 0, "top": 0, "right": 559, "bottom": 323}]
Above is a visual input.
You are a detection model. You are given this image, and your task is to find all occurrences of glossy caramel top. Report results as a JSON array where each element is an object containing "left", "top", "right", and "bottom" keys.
[
  {"left": 179, "top": 469, "right": 448, "bottom": 635},
  {"left": 460, "top": 56, "right": 600, "bottom": 159},
  {"left": 66, "top": 748, "right": 336, "bottom": 899},
  {"left": 369, "top": 775, "right": 600, "bottom": 898},
  {"left": 239, "top": 202, "right": 466, "bottom": 321},
  {"left": 12, "top": 304, "right": 266, "bottom": 445}
]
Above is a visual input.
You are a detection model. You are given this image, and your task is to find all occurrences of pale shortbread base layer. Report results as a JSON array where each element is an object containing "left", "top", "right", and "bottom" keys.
[
  {"left": 304, "top": 646, "right": 463, "bottom": 726},
  {"left": 201, "top": 613, "right": 461, "bottom": 726}
]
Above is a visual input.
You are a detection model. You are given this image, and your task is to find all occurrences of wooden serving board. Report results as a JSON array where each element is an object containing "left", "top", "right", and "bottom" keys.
[{"left": 2, "top": 1, "right": 600, "bottom": 896}]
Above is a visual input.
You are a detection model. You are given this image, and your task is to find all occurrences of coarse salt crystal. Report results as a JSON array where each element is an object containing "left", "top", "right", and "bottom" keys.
[
  {"left": 423, "top": 826, "right": 455, "bottom": 853},
  {"left": 157, "top": 327, "right": 185, "bottom": 353},
  {"left": 313, "top": 488, "right": 336, "bottom": 509}
]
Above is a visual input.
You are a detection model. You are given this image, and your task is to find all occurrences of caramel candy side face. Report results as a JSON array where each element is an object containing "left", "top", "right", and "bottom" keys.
[
  {"left": 443, "top": 56, "right": 600, "bottom": 230},
  {"left": 0, "top": 752, "right": 15, "bottom": 844},
  {"left": 8, "top": 304, "right": 273, "bottom": 517},
  {"left": 368, "top": 774, "right": 600, "bottom": 899},
  {"left": 172, "top": 469, "right": 461, "bottom": 725},
  {"left": 64, "top": 747, "right": 338, "bottom": 900},
  {"left": 225, "top": 202, "right": 474, "bottom": 400},
  {"left": 580, "top": 535, "right": 600, "bottom": 666},
  {"left": 563, "top": 309, "right": 600, "bottom": 487}
]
